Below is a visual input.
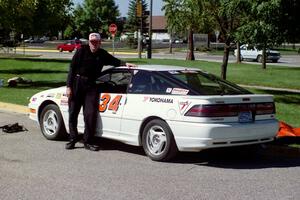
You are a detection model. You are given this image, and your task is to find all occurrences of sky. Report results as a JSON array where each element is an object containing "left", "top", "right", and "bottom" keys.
[{"left": 73, "top": 0, "right": 164, "bottom": 17}]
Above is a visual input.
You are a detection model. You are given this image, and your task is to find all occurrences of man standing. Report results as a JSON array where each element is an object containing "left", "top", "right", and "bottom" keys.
[{"left": 66, "top": 33, "right": 135, "bottom": 151}]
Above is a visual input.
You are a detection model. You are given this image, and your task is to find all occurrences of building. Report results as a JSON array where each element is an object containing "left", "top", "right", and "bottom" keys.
[{"left": 150, "top": 16, "right": 169, "bottom": 42}]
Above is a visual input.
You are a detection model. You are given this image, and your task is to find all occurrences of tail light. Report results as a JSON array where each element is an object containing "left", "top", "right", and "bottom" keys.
[
  {"left": 185, "top": 102, "right": 275, "bottom": 117},
  {"left": 185, "top": 104, "right": 239, "bottom": 117},
  {"left": 255, "top": 102, "right": 275, "bottom": 115}
]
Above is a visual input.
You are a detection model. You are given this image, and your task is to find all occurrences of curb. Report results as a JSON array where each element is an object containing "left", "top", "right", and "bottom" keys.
[{"left": 0, "top": 102, "right": 28, "bottom": 114}]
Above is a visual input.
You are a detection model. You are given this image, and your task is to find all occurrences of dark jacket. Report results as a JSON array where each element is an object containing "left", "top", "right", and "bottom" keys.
[{"left": 67, "top": 45, "right": 125, "bottom": 87}]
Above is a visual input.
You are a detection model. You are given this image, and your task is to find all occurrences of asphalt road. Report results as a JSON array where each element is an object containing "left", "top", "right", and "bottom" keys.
[
  {"left": 15, "top": 48, "right": 300, "bottom": 67},
  {"left": 1, "top": 111, "right": 300, "bottom": 200}
]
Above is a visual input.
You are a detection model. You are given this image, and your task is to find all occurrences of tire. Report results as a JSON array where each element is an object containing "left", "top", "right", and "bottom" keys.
[
  {"left": 39, "top": 104, "right": 67, "bottom": 140},
  {"left": 257, "top": 55, "right": 262, "bottom": 63},
  {"left": 142, "top": 119, "right": 178, "bottom": 161},
  {"left": 59, "top": 48, "right": 63, "bottom": 52}
]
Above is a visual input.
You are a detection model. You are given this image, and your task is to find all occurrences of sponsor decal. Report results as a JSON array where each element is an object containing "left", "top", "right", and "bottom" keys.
[
  {"left": 99, "top": 93, "right": 122, "bottom": 112},
  {"left": 166, "top": 88, "right": 172, "bottom": 93},
  {"left": 178, "top": 101, "right": 191, "bottom": 114},
  {"left": 171, "top": 88, "right": 189, "bottom": 95},
  {"left": 143, "top": 96, "right": 173, "bottom": 103},
  {"left": 149, "top": 97, "right": 173, "bottom": 103},
  {"left": 143, "top": 96, "right": 150, "bottom": 102}
]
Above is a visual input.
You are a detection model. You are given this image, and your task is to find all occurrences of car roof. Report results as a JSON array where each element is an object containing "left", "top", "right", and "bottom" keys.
[{"left": 116, "top": 64, "right": 203, "bottom": 72}]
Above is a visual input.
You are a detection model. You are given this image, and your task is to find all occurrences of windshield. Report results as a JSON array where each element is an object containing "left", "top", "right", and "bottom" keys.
[{"left": 164, "top": 70, "right": 252, "bottom": 95}]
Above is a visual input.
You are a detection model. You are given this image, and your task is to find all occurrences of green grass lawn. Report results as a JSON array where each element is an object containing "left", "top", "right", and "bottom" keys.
[{"left": 0, "top": 57, "right": 299, "bottom": 127}]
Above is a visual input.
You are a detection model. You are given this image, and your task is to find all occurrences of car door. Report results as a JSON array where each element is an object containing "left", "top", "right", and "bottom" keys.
[
  {"left": 240, "top": 45, "right": 247, "bottom": 59},
  {"left": 95, "top": 69, "right": 132, "bottom": 139},
  {"left": 247, "top": 46, "right": 257, "bottom": 59}
]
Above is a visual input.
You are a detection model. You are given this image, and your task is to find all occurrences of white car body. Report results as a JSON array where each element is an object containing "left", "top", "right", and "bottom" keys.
[
  {"left": 234, "top": 45, "right": 280, "bottom": 63},
  {"left": 28, "top": 65, "right": 278, "bottom": 161}
]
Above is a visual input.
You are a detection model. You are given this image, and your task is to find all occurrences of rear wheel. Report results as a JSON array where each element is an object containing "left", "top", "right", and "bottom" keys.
[
  {"left": 142, "top": 119, "right": 178, "bottom": 161},
  {"left": 39, "top": 104, "right": 67, "bottom": 140}
]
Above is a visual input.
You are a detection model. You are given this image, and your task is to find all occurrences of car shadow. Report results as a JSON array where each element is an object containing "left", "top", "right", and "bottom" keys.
[
  {"left": 74, "top": 136, "right": 300, "bottom": 169},
  {"left": 73, "top": 136, "right": 145, "bottom": 156},
  {"left": 171, "top": 145, "right": 300, "bottom": 169}
]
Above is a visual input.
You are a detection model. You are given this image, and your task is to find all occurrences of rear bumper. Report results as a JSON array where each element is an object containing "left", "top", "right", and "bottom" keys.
[{"left": 168, "top": 120, "right": 278, "bottom": 152}]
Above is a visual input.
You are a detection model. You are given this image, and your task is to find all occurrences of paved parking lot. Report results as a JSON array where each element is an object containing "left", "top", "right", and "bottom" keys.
[{"left": 1, "top": 110, "right": 300, "bottom": 200}]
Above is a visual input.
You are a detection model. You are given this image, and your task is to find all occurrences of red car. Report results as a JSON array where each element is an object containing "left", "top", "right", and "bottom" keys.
[{"left": 57, "top": 40, "right": 81, "bottom": 52}]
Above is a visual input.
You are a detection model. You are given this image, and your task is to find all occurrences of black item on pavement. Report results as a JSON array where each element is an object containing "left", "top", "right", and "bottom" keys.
[{"left": 0, "top": 123, "right": 28, "bottom": 133}]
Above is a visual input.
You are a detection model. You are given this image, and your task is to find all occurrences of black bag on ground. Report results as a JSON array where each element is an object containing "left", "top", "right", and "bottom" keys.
[{"left": 0, "top": 123, "right": 27, "bottom": 133}]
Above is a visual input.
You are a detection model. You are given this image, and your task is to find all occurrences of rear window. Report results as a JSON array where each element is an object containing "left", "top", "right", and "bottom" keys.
[{"left": 165, "top": 70, "right": 251, "bottom": 95}]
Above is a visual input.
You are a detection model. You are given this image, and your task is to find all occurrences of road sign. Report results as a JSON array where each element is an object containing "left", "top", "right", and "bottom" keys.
[{"left": 109, "top": 24, "right": 117, "bottom": 36}]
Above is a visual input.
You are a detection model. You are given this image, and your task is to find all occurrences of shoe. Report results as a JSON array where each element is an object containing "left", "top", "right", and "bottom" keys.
[
  {"left": 65, "top": 140, "right": 77, "bottom": 150},
  {"left": 84, "top": 143, "right": 100, "bottom": 151}
]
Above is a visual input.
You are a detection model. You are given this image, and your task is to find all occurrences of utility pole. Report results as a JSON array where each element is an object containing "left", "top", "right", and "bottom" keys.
[
  {"left": 136, "top": 0, "right": 142, "bottom": 59},
  {"left": 147, "top": 0, "right": 153, "bottom": 59}
]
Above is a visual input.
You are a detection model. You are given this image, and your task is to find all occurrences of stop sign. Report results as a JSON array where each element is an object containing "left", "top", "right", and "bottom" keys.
[{"left": 109, "top": 24, "right": 117, "bottom": 36}]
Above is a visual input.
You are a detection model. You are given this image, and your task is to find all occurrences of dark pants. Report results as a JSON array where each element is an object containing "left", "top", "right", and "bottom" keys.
[{"left": 68, "top": 76, "right": 99, "bottom": 144}]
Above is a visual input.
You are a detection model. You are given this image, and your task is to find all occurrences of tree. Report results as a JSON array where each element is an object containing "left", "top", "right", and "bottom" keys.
[
  {"left": 279, "top": 0, "right": 300, "bottom": 48},
  {"left": 31, "top": 0, "right": 73, "bottom": 37},
  {"left": 163, "top": 0, "right": 211, "bottom": 60},
  {"left": 125, "top": 0, "right": 148, "bottom": 33},
  {"left": 0, "top": 0, "right": 36, "bottom": 40},
  {"left": 0, "top": 0, "right": 73, "bottom": 41},
  {"left": 124, "top": 0, "right": 148, "bottom": 49},
  {"left": 203, "top": 0, "right": 250, "bottom": 79},
  {"left": 162, "top": 0, "right": 184, "bottom": 54},
  {"left": 235, "top": 0, "right": 282, "bottom": 69},
  {"left": 74, "top": 0, "right": 120, "bottom": 38}
]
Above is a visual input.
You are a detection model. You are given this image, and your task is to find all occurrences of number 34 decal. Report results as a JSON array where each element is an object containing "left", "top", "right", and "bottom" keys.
[{"left": 99, "top": 94, "right": 122, "bottom": 112}]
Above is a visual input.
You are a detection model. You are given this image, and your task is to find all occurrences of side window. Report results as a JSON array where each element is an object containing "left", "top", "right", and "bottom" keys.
[
  {"left": 128, "top": 70, "right": 178, "bottom": 94},
  {"left": 98, "top": 70, "right": 132, "bottom": 93},
  {"left": 128, "top": 71, "right": 152, "bottom": 94}
]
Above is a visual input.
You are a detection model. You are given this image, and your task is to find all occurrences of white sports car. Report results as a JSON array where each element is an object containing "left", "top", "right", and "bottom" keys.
[{"left": 28, "top": 65, "right": 278, "bottom": 161}]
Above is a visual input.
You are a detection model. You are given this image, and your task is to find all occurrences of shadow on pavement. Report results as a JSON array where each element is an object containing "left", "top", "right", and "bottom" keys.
[
  {"left": 172, "top": 145, "right": 300, "bottom": 169},
  {"left": 76, "top": 136, "right": 300, "bottom": 169}
]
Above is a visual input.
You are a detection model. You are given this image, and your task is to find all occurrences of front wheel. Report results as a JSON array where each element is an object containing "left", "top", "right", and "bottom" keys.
[
  {"left": 142, "top": 119, "right": 178, "bottom": 161},
  {"left": 39, "top": 104, "right": 67, "bottom": 140}
]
